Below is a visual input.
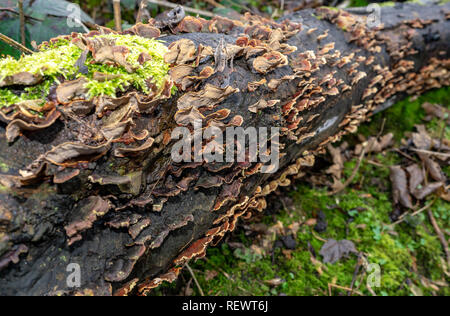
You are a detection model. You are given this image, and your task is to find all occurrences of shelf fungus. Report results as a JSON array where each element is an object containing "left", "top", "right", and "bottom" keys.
[
  {"left": 253, "top": 51, "right": 288, "bottom": 74},
  {"left": 176, "top": 84, "right": 239, "bottom": 111},
  {"left": 248, "top": 99, "right": 280, "bottom": 113},
  {"left": 64, "top": 196, "right": 112, "bottom": 246}
]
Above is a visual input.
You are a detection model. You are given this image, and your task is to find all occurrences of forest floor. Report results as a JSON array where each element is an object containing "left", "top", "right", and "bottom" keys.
[{"left": 153, "top": 87, "right": 450, "bottom": 296}]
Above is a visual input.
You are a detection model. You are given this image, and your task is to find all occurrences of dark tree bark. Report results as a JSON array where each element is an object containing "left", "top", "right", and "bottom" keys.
[{"left": 0, "top": 3, "right": 449, "bottom": 295}]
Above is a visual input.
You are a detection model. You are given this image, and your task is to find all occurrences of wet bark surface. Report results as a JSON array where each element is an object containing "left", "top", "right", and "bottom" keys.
[{"left": 0, "top": 3, "right": 449, "bottom": 295}]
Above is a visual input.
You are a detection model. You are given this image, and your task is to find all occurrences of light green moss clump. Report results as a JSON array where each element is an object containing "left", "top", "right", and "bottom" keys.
[{"left": 0, "top": 34, "right": 171, "bottom": 108}]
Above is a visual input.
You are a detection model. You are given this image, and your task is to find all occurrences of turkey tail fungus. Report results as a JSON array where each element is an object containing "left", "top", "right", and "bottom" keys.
[{"left": 0, "top": 3, "right": 449, "bottom": 295}]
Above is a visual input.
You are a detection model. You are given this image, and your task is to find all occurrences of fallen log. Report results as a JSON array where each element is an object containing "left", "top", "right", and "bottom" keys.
[{"left": 0, "top": 2, "right": 449, "bottom": 296}]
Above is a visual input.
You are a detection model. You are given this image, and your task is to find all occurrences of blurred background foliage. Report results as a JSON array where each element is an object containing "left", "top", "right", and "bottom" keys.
[{"left": 0, "top": 0, "right": 378, "bottom": 58}]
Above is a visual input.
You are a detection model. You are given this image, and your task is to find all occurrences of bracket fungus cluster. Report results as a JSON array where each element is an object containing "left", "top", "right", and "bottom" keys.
[{"left": 0, "top": 2, "right": 449, "bottom": 296}]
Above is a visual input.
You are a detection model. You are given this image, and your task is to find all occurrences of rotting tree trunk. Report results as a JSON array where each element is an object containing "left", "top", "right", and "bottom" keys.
[{"left": 0, "top": 3, "right": 449, "bottom": 296}]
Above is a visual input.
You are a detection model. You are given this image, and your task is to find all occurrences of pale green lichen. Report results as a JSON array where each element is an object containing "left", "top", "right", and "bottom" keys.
[{"left": 0, "top": 34, "right": 172, "bottom": 108}]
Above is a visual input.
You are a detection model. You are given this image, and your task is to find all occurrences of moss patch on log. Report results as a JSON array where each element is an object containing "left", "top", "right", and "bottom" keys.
[{"left": 0, "top": 34, "right": 171, "bottom": 107}]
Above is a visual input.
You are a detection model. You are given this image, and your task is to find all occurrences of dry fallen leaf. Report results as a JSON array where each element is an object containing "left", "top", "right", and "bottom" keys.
[
  {"left": 389, "top": 165, "right": 413, "bottom": 209},
  {"left": 406, "top": 164, "right": 424, "bottom": 194},
  {"left": 422, "top": 102, "right": 450, "bottom": 123},
  {"left": 418, "top": 153, "right": 445, "bottom": 182},
  {"left": 265, "top": 278, "right": 284, "bottom": 287},
  {"left": 319, "top": 239, "right": 357, "bottom": 264},
  {"left": 355, "top": 133, "right": 393, "bottom": 155},
  {"left": 414, "top": 182, "right": 444, "bottom": 200},
  {"left": 204, "top": 270, "right": 218, "bottom": 281}
]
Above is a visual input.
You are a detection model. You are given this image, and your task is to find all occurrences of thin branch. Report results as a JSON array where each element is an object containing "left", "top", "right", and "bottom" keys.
[
  {"left": 328, "top": 283, "right": 363, "bottom": 296},
  {"left": 0, "top": 7, "right": 43, "bottom": 21},
  {"left": 185, "top": 263, "right": 204, "bottom": 296},
  {"left": 427, "top": 208, "right": 450, "bottom": 266},
  {"left": 410, "top": 148, "right": 450, "bottom": 159},
  {"left": 136, "top": 0, "right": 148, "bottom": 23},
  {"left": 18, "top": 0, "right": 25, "bottom": 46},
  {"left": 146, "top": 0, "right": 215, "bottom": 18},
  {"left": 0, "top": 32, "right": 33, "bottom": 55},
  {"left": 204, "top": 0, "right": 225, "bottom": 8},
  {"left": 113, "top": 0, "right": 122, "bottom": 32},
  {"left": 389, "top": 198, "right": 436, "bottom": 227},
  {"left": 391, "top": 148, "right": 417, "bottom": 162},
  {"left": 347, "top": 253, "right": 363, "bottom": 296},
  {"left": 328, "top": 143, "right": 367, "bottom": 196}
]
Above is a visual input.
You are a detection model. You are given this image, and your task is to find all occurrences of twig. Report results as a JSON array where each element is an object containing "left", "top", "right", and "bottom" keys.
[
  {"left": 0, "top": 32, "right": 33, "bottom": 55},
  {"left": 389, "top": 198, "right": 436, "bottom": 227},
  {"left": 18, "top": 0, "right": 25, "bottom": 46},
  {"left": 136, "top": 0, "right": 148, "bottom": 23},
  {"left": 367, "top": 160, "right": 387, "bottom": 168},
  {"left": 348, "top": 253, "right": 363, "bottom": 296},
  {"left": 376, "top": 117, "right": 387, "bottom": 138},
  {"left": 311, "top": 230, "right": 327, "bottom": 243},
  {"left": 185, "top": 263, "right": 204, "bottom": 296},
  {"left": 204, "top": 0, "right": 225, "bottom": 8},
  {"left": 366, "top": 282, "right": 377, "bottom": 296},
  {"left": 427, "top": 209, "right": 450, "bottom": 266},
  {"left": 328, "top": 144, "right": 367, "bottom": 196},
  {"left": 184, "top": 278, "right": 193, "bottom": 296},
  {"left": 409, "top": 148, "right": 450, "bottom": 159},
  {"left": 113, "top": 0, "right": 122, "bottom": 32},
  {"left": 328, "top": 283, "right": 363, "bottom": 296},
  {"left": 438, "top": 115, "right": 446, "bottom": 153},
  {"left": 391, "top": 148, "right": 417, "bottom": 162},
  {"left": 146, "top": 0, "right": 215, "bottom": 18},
  {"left": 0, "top": 7, "right": 43, "bottom": 21}
]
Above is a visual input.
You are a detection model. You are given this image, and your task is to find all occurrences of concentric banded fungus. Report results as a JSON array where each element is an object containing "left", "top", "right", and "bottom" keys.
[
  {"left": 64, "top": 196, "right": 111, "bottom": 245},
  {"left": 0, "top": 244, "right": 28, "bottom": 271},
  {"left": 253, "top": 51, "right": 288, "bottom": 74},
  {"left": 176, "top": 84, "right": 238, "bottom": 111},
  {"left": 248, "top": 99, "right": 280, "bottom": 113}
]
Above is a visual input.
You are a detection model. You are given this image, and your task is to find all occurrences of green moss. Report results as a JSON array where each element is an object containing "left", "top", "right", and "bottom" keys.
[
  {"left": 172, "top": 176, "right": 448, "bottom": 296},
  {"left": 0, "top": 161, "right": 8, "bottom": 173},
  {"left": 379, "top": 1, "right": 396, "bottom": 7},
  {"left": 358, "top": 87, "right": 450, "bottom": 141},
  {"left": 0, "top": 34, "right": 171, "bottom": 108},
  {"left": 350, "top": 0, "right": 369, "bottom": 7}
]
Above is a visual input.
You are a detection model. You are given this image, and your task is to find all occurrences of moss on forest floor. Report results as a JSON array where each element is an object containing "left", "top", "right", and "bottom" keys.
[{"left": 151, "top": 87, "right": 450, "bottom": 296}]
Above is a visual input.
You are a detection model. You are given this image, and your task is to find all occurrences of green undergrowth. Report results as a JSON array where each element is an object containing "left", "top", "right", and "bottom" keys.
[
  {"left": 152, "top": 88, "right": 449, "bottom": 296},
  {"left": 0, "top": 34, "right": 170, "bottom": 107},
  {"left": 171, "top": 186, "right": 449, "bottom": 296},
  {"left": 358, "top": 87, "right": 450, "bottom": 141}
]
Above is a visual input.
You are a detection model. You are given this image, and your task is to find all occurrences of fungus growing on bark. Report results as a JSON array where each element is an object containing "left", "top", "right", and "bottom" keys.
[
  {"left": 5, "top": 108, "right": 61, "bottom": 143},
  {"left": 164, "top": 39, "right": 197, "bottom": 65},
  {"left": 253, "top": 51, "right": 288, "bottom": 74},
  {"left": 177, "top": 84, "right": 239, "bottom": 111},
  {"left": 0, "top": 244, "right": 28, "bottom": 271},
  {"left": 174, "top": 236, "right": 213, "bottom": 265},
  {"left": 248, "top": 99, "right": 280, "bottom": 113},
  {"left": 317, "top": 30, "right": 329, "bottom": 42},
  {"left": 123, "top": 23, "right": 161, "bottom": 39},
  {"left": 247, "top": 78, "right": 267, "bottom": 92},
  {"left": 64, "top": 196, "right": 111, "bottom": 245},
  {"left": 53, "top": 169, "right": 81, "bottom": 184},
  {"left": 40, "top": 141, "right": 112, "bottom": 166},
  {"left": 114, "top": 138, "right": 155, "bottom": 158}
]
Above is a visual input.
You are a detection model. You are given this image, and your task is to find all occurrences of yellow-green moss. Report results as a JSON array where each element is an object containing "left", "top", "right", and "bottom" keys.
[{"left": 0, "top": 34, "right": 171, "bottom": 108}]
